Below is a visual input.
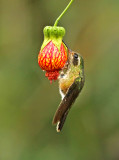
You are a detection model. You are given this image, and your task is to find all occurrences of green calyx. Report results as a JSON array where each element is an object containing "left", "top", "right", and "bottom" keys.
[
  {"left": 40, "top": 26, "right": 65, "bottom": 52},
  {"left": 40, "top": 0, "right": 74, "bottom": 53}
]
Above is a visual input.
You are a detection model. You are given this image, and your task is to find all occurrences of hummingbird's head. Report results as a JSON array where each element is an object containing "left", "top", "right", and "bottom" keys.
[{"left": 69, "top": 51, "right": 84, "bottom": 69}]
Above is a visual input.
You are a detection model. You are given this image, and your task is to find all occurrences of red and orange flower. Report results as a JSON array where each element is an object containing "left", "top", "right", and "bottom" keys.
[{"left": 38, "top": 26, "right": 68, "bottom": 83}]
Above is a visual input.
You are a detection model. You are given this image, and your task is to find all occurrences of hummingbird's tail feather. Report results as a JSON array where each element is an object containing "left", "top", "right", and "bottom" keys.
[
  {"left": 56, "top": 108, "right": 69, "bottom": 132},
  {"left": 52, "top": 77, "right": 84, "bottom": 132}
]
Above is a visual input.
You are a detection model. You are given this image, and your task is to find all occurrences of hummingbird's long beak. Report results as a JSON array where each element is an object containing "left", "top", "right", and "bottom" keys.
[
  {"left": 62, "top": 40, "right": 73, "bottom": 65},
  {"left": 62, "top": 40, "right": 72, "bottom": 52}
]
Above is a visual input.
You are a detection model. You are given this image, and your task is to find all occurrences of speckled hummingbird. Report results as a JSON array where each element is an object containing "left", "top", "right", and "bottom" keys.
[{"left": 52, "top": 48, "right": 85, "bottom": 132}]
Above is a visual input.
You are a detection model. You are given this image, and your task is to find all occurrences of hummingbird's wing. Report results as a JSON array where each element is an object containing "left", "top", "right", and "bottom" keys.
[{"left": 52, "top": 77, "right": 84, "bottom": 132}]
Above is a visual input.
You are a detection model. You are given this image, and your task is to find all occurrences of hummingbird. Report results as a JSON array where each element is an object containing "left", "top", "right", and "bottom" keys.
[{"left": 52, "top": 49, "right": 85, "bottom": 132}]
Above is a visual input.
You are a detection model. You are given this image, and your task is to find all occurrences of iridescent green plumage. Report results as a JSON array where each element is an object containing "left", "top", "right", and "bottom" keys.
[{"left": 53, "top": 50, "right": 85, "bottom": 132}]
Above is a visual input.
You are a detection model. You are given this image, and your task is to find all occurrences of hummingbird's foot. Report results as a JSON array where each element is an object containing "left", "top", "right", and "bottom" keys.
[{"left": 59, "top": 71, "right": 65, "bottom": 78}]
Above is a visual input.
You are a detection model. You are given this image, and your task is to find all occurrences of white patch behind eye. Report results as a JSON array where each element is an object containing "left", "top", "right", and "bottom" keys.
[{"left": 78, "top": 57, "right": 80, "bottom": 65}]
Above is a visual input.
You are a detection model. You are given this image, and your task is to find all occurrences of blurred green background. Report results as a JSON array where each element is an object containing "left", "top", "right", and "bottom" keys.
[{"left": 0, "top": 0, "right": 119, "bottom": 160}]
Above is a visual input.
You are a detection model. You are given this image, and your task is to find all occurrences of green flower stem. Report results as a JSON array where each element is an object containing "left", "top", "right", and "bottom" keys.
[{"left": 54, "top": 0, "right": 74, "bottom": 26}]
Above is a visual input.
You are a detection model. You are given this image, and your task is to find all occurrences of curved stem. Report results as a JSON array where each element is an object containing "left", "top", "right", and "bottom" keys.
[{"left": 54, "top": 0, "right": 74, "bottom": 26}]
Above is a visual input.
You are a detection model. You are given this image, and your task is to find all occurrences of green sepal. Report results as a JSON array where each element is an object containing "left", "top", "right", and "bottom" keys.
[{"left": 40, "top": 26, "right": 66, "bottom": 52}]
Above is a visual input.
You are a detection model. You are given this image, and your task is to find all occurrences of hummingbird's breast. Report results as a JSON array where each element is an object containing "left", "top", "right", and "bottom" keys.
[
  {"left": 59, "top": 66, "right": 80, "bottom": 99},
  {"left": 59, "top": 73, "right": 75, "bottom": 96}
]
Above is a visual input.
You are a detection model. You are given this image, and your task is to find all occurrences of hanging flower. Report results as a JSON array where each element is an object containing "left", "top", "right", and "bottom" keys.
[{"left": 38, "top": 26, "right": 68, "bottom": 83}]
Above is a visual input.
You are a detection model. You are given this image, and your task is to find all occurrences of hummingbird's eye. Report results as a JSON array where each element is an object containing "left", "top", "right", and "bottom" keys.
[
  {"left": 73, "top": 53, "right": 78, "bottom": 66},
  {"left": 74, "top": 53, "right": 78, "bottom": 59}
]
